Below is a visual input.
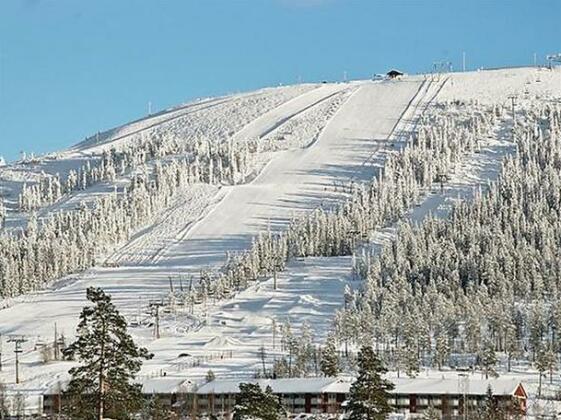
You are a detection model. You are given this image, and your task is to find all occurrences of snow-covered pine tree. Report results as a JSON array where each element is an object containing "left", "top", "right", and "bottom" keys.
[
  {"left": 480, "top": 339, "right": 498, "bottom": 379},
  {"left": 421, "top": 404, "right": 440, "bottom": 420},
  {"left": 233, "top": 383, "right": 284, "bottom": 420},
  {"left": 347, "top": 345, "right": 394, "bottom": 420},
  {"left": 479, "top": 385, "right": 498, "bottom": 420},
  {"left": 0, "top": 380, "right": 8, "bottom": 419},
  {"left": 0, "top": 197, "right": 5, "bottom": 228},
  {"left": 536, "top": 346, "right": 556, "bottom": 397},
  {"left": 434, "top": 333, "right": 450, "bottom": 371},
  {"left": 141, "top": 395, "right": 175, "bottom": 420},
  {"left": 320, "top": 334, "right": 340, "bottom": 377},
  {"left": 402, "top": 342, "right": 420, "bottom": 378}
]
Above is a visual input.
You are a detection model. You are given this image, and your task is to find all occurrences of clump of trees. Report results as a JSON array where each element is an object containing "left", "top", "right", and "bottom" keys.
[{"left": 335, "top": 101, "right": 561, "bottom": 374}]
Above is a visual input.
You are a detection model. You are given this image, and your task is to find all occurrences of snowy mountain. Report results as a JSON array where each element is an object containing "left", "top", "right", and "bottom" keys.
[{"left": 1, "top": 66, "right": 561, "bottom": 414}]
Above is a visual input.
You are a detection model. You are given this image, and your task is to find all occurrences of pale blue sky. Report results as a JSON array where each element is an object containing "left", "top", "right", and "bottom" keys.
[{"left": 1, "top": 0, "right": 559, "bottom": 161}]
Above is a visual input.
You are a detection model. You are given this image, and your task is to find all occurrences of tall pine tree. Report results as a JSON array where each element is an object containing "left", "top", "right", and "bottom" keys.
[
  {"left": 63, "top": 287, "right": 153, "bottom": 420},
  {"left": 347, "top": 345, "right": 395, "bottom": 420},
  {"left": 320, "top": 334, "right": 340, "bottom": 377},
  {"left": 233, "top": 383, "right": 284, "bottom": 420}
]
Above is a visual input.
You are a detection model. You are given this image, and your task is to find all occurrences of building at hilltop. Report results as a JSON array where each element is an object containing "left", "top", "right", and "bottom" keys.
[{"left": 387, "top": 69, "right": 404, "bottom": 79}]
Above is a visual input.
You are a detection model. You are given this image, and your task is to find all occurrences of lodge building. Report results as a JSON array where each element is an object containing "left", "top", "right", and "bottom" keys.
[{"left": 42, "top": 375, "right": 527, "bottom": 419}]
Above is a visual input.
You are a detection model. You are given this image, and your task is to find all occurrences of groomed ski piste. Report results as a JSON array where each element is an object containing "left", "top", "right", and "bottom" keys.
[{"left": 1, "top": 67, "right": 561, "bottom": 415}]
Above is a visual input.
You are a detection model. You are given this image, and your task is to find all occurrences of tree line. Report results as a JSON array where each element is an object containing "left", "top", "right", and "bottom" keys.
[{"left": 332, "top": 101, "right": 561, "bottom": 389}]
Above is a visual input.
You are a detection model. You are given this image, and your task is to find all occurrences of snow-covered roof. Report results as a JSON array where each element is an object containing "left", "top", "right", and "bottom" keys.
[
  {"left": 44, "top": 376, "right": 195, "bottom": 395},
  {"left": 196, "top": 377, "right": 352, "bottom": 395},
  {"left": 195, "top": 376, "right": 524, "bottom": 397},
  {"left": 390, "top": 377, "right": 522, "bottom": 396},
  {"left": 141, "top": 377, "right": 193, "bottom": 394},
  {"left": 43, "top": 375, "right": 523, "bottom": 398}
]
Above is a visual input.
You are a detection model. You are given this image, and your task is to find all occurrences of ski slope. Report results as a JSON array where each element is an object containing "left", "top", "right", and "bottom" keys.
[{"left": 153, "top": 79, "right": 424, "bottom": 268}]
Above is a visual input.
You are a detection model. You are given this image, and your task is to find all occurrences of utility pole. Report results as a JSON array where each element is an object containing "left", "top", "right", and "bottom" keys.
[
  {"left": 272, "top": 265, "right": 279, "bottom": 291},
  {"left": 8, "top": 336, "right": 26, "bottom": 384},
  {"left": 534, "top": 52, "right": 537, "bottom": 67},
  {"left": 507, "top": 94, "right": 517, "bottom": 142},
  {"left": 271, "top": 318, "right": 277, "bottom": 351},
  {"left": 148, "top": 101, "right": 152, "bottom": 115},
  {"left": 54, "top": 323, "right": 59, "bottom": 361},
  {"left": 343, "top": 290, "right": 352, "bottom": 358},
  {"left": 462, "top": 51, "right": 466, "bottom": 72},
  {"left": 508, "top": 94, "right": 517, "bottom": 125},
  {"left": 149, "top": 300, "right": 164, "bottom": 339},
  {"left": 458, "top": 373, "right": 469, "bottom": 420}
]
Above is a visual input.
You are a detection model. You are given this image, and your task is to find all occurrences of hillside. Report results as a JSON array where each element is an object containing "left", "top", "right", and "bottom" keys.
[{"left": 1, "top": 66, "right": 561, "bottom": 415}]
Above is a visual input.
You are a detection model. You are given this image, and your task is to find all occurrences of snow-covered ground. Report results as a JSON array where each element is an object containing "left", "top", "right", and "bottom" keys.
[
  {"left": 0, "top": 77, "right": 424, "bottom": 337},
  {"left": 438, "top": 66, "right": 561, "bottom": 104},
  {"left": 2, "top": 67, "right": 561, "bottom": 415},
  {"left": 0, "top": 83, "right": 320, "bottom": 231}
]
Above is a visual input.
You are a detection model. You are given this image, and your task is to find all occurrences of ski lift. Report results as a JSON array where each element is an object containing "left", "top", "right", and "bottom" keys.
[
  {"left": 34, "top": 340, "right": 47, "bottom": 350},
  {"left": 546, "top": 53, "right": 561, "bottom": 69}
]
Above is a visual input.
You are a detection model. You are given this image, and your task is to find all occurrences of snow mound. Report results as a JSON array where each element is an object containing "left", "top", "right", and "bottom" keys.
[
  {"left": 204, "top": 336, "right": 242, "bottom": 349},
  {"left": 298, "top": 294, "right": 322, "bottom": 306},
  {"left": 241, "top": 313, "right": 272, "bottom": 327}
]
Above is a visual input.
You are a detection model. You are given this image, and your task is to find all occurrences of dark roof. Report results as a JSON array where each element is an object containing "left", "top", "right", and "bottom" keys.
[{"left": 387, "top": 69, "right": 404, "bottom": 77}]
